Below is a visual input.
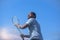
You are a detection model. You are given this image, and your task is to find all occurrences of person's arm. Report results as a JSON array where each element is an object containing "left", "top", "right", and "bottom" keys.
[
  {"left": 15, "top": 18, "right": 34, "bottom": 29},
  {"left": 21, "top": 34, "right": 30, "bottom": 38},
  {"left": 24, "top": 35, "right": 30, "bottom": 38},
  {"left": 15, "top": 24, "right": 29, "bottom": 29}
]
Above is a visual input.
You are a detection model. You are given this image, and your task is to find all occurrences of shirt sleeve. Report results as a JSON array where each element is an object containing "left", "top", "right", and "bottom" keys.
[{"left": 26, "top": 18, "right": 34, "bottom": 25}]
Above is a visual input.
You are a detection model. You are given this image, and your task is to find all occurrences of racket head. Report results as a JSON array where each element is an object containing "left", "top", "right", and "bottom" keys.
[{"left": 12, "top": 16, "right": 20, "bottom": 25}]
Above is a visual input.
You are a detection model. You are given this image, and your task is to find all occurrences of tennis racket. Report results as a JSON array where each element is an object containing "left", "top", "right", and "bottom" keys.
[{"left": 12, "top": 16, "right": 24, "bottom": 40}]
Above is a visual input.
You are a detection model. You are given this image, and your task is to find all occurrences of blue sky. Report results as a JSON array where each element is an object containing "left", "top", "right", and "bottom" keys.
[{"left": 0, "top": 0, "right": 60, "bottom": 40}]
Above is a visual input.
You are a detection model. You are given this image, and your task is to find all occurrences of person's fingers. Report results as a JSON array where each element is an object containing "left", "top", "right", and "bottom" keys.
[
  {"left": 21, "top": 34, "right": 24, "bottom": 37},
  {"left": 14, "top": 24, "right": 18, "bottom": 27}
]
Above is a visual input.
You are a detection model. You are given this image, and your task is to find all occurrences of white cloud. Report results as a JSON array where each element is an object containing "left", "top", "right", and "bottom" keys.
[
  {"left": 0, "top": 28, "right": 22, "bottom": 40},
  {"left": 0, "top": 27, "right": 29, "bottom": 40}
]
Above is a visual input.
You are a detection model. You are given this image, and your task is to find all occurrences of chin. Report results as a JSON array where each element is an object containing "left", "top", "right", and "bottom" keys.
[{"left": 28, "top": 17, "right": 30, "bottom": 19}]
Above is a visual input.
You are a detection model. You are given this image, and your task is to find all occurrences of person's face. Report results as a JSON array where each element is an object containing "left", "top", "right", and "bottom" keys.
[{"left": 28, "top": 13, "right": 34, "bottom": 19}]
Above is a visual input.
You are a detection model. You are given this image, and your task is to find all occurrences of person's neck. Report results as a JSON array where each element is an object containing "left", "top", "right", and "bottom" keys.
[{"left": 28, "top": 18, "right": 35, "bottom": 19}]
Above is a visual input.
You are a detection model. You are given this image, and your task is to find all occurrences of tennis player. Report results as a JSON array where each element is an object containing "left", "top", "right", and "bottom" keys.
[{"left": 15, "top": 12, "right": 43, "bottom": 40}]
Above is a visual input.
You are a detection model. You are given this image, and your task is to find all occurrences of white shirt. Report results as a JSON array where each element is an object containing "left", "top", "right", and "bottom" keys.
[{"left": 26, "top": 18, "right": 43, "bottom": 40}]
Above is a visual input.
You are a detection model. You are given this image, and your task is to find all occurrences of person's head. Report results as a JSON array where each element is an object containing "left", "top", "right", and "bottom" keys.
[{"left": 28, "top": 12, "right": 36, "bottom": 19}]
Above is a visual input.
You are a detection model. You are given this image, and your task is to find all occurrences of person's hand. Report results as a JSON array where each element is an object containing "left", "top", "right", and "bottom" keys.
[
  {"left": 14, "top": 24, "right": 20, "bottom": 28},
  {"left": 20, "top": 34, "right": 24, "bottom": 38}
]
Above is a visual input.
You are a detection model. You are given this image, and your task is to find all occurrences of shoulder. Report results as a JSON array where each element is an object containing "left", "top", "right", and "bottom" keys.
[{"left": 26, "top": 18, "right": 35, "bottom": 24}]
